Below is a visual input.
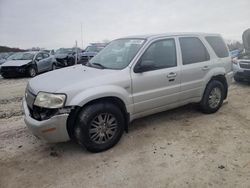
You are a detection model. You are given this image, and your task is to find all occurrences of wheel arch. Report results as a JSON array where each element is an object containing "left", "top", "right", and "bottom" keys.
[
  {"left": 67, "top": 96, "right": 130, "bottom": 139},
  {"left": 26, "top": 62, "right": 38, "bottom": 75},
  {"left": 204, "top": 74, "right": 228, "bottom": 100}
]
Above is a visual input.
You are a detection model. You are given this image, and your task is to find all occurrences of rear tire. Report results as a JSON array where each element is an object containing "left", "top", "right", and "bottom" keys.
[
  {"left": 200, "top": 80, "right": 225, "bottom": 114},
  {"left": 74, "top": 102, "right": 125, "bottom": 153}
]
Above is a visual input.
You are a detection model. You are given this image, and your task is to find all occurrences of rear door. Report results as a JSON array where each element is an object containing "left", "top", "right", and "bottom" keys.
[
  {"left": 178, "top": 36, "right": 211, "bottom": 101},
  {"left": 131, "top": 38, "right": 181, "bottom": 114}
]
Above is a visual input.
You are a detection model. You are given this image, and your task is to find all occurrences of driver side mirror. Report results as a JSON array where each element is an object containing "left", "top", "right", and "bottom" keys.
[
  {"left": 134, "top": 60, "right": 155, "bottom": 73},
  {"left": 36, "top": 56, "right": 42, "bottom": 61}
]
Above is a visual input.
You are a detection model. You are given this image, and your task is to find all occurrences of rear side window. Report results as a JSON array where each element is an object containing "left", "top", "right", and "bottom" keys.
[
  {"left": 205, "top": 36, "right": 229, "bottom": 58},
  {"left": 179, "top": 37, "right": 210, "bottom": 65}
]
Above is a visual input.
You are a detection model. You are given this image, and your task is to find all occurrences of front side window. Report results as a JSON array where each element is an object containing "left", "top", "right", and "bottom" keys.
[
  {"left": 89, "top": 39, "right": 145, "bottom": 70},
  {"left": 36, "top": 53, "right": 43, "bottom": 60},
  {"left": 205, "top": 36, "right": 229, "bottom": 58},
  {"left": 179, "top": 37, "right": 210, "bottom": 65},
  {"left": 136, "top": 39, "right": 177, "bottom": 71},
  {"left": 42, "top": 53, "right": 49, "bottom": 58}
]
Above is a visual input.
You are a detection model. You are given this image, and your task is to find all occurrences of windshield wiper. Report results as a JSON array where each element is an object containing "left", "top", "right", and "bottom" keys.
[{"left": 91, "top": 63, "right": 107, "bottom": 69}]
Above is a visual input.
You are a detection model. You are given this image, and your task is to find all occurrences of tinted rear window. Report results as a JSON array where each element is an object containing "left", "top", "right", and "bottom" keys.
[
  {"left": 179, "top": 37, "right": 210, "bottom": 65},
  {"left": 205, "top": 36, "right": 229, "bottom": 58}
]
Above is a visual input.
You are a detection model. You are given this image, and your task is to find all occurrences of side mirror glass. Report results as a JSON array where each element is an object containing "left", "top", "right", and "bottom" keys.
[
  {"left": 134, "top": 60, "right": 155, "bottom": 73},
  {"left": 36, "top": 56, "right": 42, "bottom": 61}
]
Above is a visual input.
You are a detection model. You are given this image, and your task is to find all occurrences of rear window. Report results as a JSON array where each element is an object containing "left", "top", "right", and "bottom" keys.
[
  {"left": 205, "top": 36, "right": 229, "bottom": 58},
  {"left": 179, "top": 37, "right": 210, "bottom": 65}
]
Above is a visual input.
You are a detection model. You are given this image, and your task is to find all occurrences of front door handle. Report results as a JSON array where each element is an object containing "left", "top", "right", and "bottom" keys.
[
  {"left": 167, "top": 72, "right": 177, "bottom": 78},
  {"left": 202, "top": 66, "right": 210, "bottom": 71}
]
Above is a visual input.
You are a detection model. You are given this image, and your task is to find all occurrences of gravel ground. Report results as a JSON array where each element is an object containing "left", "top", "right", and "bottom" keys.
[{"left": 0, "top": 76, "right": 250, "bottom": 188}]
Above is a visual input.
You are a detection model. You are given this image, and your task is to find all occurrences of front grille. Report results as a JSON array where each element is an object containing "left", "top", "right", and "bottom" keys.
[
  {"left": 239, "top": 61, "right": 250, "bottom": 69},
  {"left": 1, "top": 66, "right": 18, "bottom": 72}
]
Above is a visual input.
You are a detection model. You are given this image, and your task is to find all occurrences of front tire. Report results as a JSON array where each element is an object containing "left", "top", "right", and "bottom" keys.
[
  {"left": 28, "top": 66, "right": 37, "bottom": 77},
  {"left": 1, "top": 74, "right": 12, "bottom": 78},
  {"left": 74, "top": 102, "right": 125, "bottom": 152},
  {"left": 200, "top": 80, "right": 225, "bottom": 114},
  {"left": 51, "top": 63, "right": 56, "bottom": 71}
]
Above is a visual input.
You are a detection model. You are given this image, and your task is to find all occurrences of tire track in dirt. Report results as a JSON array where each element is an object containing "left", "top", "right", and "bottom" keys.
[{"left": 0, "top": 96, "right": 23, "bottom": 119}]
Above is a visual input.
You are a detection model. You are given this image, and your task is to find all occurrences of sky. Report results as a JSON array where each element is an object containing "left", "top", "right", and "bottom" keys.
[{"left": 0, "top": 0, "right": 249, "bottom": 49}]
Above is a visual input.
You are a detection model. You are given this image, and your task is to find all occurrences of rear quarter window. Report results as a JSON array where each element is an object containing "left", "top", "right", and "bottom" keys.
[
  {"left": 205, "top": 36, "right": 229, "bottom": 58},
  {"left": 179, "top": 37, "right": 210, "bottom": 65}
]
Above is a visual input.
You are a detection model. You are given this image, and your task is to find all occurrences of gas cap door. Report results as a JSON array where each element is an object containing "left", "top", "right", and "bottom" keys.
[{"left": 242, "top": 28, "right": 250, "bottom": 52}]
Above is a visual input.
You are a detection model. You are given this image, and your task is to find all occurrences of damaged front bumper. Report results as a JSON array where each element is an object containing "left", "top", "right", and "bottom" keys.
[{"left": 22, "top": 98, "right": 70, "bottom": 143}]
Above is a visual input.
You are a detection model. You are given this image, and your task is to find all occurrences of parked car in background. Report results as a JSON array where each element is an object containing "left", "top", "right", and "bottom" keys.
[
  {"left": 230, "top": 49, "right": 242, "bottom": 59},
  {"left": 55, "top": 48, "right": 81, "bottom": 67},
  {"left": 233, "top": 28, "right": 250, "bottom": 82},
  {"left": 79, "top": 43, "right": 107, "bottom": 64},
  {"left": 1, "top": 51, "right": 56, "bottom": 78},
  {"left": 233, "top": 53, "right": 250, "bottom": 82},
  {"left": 0, "top": 52, "right": 15, "bottom": 66},
  {"left": 23, "top": 33, "right": 233, "bottom": 152}
]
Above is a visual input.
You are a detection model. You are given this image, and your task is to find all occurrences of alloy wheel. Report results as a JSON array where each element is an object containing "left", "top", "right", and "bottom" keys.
[
  {"left": 89, "top": 113, "right": 118, "bottom": 144},
  {"left": 208, "top": 87, "right": 222, "bottom": 109}
]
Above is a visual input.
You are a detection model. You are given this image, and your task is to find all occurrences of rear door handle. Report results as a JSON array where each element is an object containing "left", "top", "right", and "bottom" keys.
[
  {"left": 167, "top": 72, "right": 177, "bottom": 78},
  {"left": 202, "top": 66, "right": 210, "bottom": 71}
]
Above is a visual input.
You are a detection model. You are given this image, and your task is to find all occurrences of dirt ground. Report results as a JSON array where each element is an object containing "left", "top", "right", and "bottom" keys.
[{"left": 0, "top": 75, "right": 250, "bottom": 188}]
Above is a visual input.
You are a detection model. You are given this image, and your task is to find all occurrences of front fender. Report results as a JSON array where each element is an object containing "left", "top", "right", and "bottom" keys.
[{"left": 67, "top": 85, "right": 133, "bottom": 113}]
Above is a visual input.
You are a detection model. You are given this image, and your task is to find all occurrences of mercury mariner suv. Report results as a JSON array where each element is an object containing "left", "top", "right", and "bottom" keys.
[{"left": 23, "top": 33, "right": 233, "bottom": 152}]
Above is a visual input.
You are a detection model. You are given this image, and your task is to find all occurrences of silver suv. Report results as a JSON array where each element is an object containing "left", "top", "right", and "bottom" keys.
[{"left": 23, "top": 33, "right": 233, "bottom": 152}]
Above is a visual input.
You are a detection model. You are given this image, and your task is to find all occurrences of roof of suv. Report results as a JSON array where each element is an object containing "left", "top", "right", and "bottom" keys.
[{"left": 120, "top": 32, "right": 221, "bottom": 40}]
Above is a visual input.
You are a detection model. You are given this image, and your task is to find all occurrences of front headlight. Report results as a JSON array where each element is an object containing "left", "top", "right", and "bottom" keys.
[{"left": 34, "top": 92, "right": 66, "bottom": 109}]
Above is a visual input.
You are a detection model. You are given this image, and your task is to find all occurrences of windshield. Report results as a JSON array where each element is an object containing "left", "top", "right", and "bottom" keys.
[
  {"left": 8, "top": 52, "right": 34, "bottom": 60},
  {"left": 56, "top": 48, "right": 73, "bottom": 54},
  {"left": 7, "top": 52, "right": 21, "bottom": 60},
  {"left": 89, "top": 39, "right": 145, "bottom": 69}
]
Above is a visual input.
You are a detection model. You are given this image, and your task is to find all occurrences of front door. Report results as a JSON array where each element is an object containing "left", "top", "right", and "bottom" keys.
[{"left": 131, "top": 38, "right": 181, "bottom": 114}]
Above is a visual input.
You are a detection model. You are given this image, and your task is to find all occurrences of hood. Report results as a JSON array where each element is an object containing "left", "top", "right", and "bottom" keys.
[
  {"left": 1, "top": 60, "right": 32, "bottom": 67},
  {"left": 0, "top": 59, "right": 6, "bottom": 65},
  {"left": 243, "top": 28, "right": 250, "bottom": 52},
  {"left": 28, "top": 65, "right": 117, "bottom": 95}
]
